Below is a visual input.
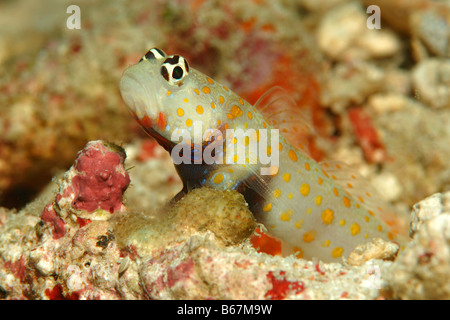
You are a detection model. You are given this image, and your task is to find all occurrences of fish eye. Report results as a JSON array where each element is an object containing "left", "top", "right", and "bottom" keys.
[
  {"left": 139, "top": 47, "right": 166, "bottom": 62},
  {"left": 160, "top": 55, "right": 189, "bottom": 86},
  {"left": 172, "top": 66, "right": 183, "bottom": 79}
]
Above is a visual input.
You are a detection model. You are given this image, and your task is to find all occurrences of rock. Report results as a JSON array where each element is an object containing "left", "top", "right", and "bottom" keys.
[
  {"left": 321, "top": 61, "right": 384, "bottom": 112},
  {"left": 170, "top": 188, "right": 257, "bottom": 246},
  {"left": 0, "top": 141, "right": 404, "bottom": 300},
  {"left": 317, "top": 2, "right": 401, "bottom": 61},
  {"left": 299, "top": 0, "right": 350, "bottom": 12},
  {"left": 51, "top": 140, "right": 130, "bottom": 226},
  {"left": 388, "top": 191, "right": 450, "bottom": 299},
  {"left": 360, "top": 0, "right": 428, "bottom": 34},
  {"left": 368, "top": 93, "right": 410, "bottom": 114},
  {"left": 0, "top": 141, "right": 134, "bottom": 299},
  {"left": 348, "top": 237, "right": 399, "bottom": 266},
  {"left": 410, "top": 192, "right": 450, "bottom": 237},
  {"left": 410, "top": 4, "right": 450, "bottom": 59},
  {"left": 115, "top": 187, "right": 257, "bottom": 254},
  {"left": 412, "top": 58, "right": 450, "bottom": 109},
  {"left": 370, "top": 172, "right": 403, "bottom": 203},
  {"left": 138, "top": 233, "right": 393, "bottom": 300},
  {"left": 374, "top": 98, "right": 450, "bottom": 204}
]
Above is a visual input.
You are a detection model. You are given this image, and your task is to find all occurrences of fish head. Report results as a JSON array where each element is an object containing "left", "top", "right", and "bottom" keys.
[{"left": 120, "top": 48, "right": 229, "bottom": 150}]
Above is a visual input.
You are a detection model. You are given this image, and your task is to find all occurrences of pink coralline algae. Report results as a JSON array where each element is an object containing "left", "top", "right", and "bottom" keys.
[
  {"left": 4, "top": 257, "right": 27, "bottom": 284},
  {"left": 50, "top": 141, "right": 130, "bottom": 224},
  {"left": 41, "top": 141, "right": 130, "bottom": 240},
  {"left": 0, "top": 141, "right": 134, "bottom": 299},
  {"left": 41, "top": 203, "right": 66, "bottom": 240},
  {"left": 40, "top": 141, "right": 130, "bottom": 240},
  {"left": 70, "top": 142, "right": 130, "bottom": 213}
]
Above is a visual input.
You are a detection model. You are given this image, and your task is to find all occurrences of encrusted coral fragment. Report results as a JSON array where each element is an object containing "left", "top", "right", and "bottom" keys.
[
  {"left": 115, "top": 187, "right": 257, "bottom": 255},
  {"left": 387, "top": 192, "right": 450, "bottom": 299},
  {"left": 39, "top": 140, "right": 130, "bottom": 241},
  {"left": 169, "top": 187, "right": 257, "bottom": 246},
  {"left": 347, "top": 238, "right": 399, "bottom": 266},
  {"left": 40, "top": 203, "right": 66, "bottom": 240},
  {"left": 70, "top": 142, "right": 130, "bottom": 213},
  {"left": 54, "top": 140, "right": 130, "bottom": 222}
]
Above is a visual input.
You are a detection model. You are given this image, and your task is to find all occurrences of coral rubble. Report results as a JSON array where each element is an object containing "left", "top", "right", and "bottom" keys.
[{"left": 1, "top": 141, "right": 449, "bottom": 299}]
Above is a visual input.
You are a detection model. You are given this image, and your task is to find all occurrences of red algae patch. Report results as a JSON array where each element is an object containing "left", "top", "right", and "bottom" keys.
[
  {"left": 71, "top": 142, "right": 130, "bottom": 213},
  {"left": 55, "top": 141, "right": 130, "bottom": 222}
]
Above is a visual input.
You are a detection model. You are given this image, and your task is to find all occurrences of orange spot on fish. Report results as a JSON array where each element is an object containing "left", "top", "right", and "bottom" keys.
[
  {"left": 157, "top": 112, "right": 166, "bottom": 130},
  {"left": 140, "top": 115, "right": 152, "bottom": 129}
]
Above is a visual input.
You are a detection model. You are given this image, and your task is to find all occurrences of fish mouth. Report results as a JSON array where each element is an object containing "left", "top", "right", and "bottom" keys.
[
  {"left": 120, "top": 67, "right": 175, "bottom": 152},
  {"left": 119, "top": 68, "right": 158, "bottom": 120}
]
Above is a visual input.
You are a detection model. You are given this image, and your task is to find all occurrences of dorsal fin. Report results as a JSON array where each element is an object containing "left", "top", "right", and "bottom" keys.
[
  {"left": 254, "top": 87, "right": 313, "bottom": 157},
  {"left": 320, "top": 160, "right": 408, "bottom": 237}
]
